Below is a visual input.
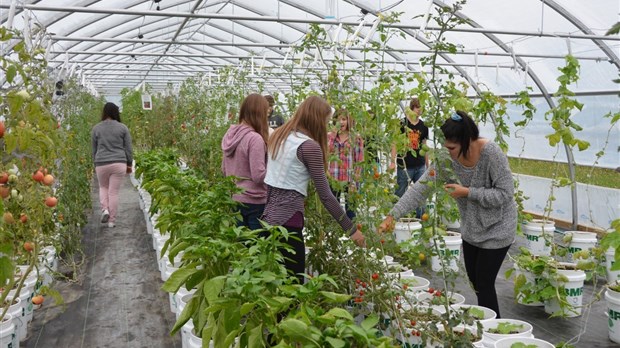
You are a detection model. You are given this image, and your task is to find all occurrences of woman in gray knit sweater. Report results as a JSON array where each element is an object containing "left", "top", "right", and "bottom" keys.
[
  {"left": 379, "top": 111, "right": 517, "bottom": 317},
  {"left": 91, "top": 103, "right": 133, "bottom": 228}
]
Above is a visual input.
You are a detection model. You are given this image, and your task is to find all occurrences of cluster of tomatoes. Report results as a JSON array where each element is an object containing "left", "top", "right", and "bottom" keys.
[
  {"left": 352, "top": 273, "right": 381, "bottom": 303},
  {"left": 427, "top": 287, "right": 443, "bottom": 297}
]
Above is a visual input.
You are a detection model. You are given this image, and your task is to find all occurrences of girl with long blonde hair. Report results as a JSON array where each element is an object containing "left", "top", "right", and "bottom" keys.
[{"left": 263, "top": 96, "right": 365, "bottom": 282}]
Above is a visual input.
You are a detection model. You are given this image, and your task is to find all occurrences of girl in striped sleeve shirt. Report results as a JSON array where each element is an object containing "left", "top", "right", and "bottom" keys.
[{"left": 263, "top": 96, "right": 365, "bottom": 282}]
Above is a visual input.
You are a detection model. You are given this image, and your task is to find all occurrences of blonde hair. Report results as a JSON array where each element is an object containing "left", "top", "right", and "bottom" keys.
[{"left": 268, "top": 96, "right": 332, "bottom": 170}]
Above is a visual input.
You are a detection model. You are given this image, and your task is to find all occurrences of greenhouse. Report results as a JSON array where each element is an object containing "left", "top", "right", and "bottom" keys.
[{"left": 0, "top": 0, "right": 619, "bottom": 347}]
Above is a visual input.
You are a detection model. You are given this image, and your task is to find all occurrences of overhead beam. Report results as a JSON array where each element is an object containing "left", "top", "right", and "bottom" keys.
[
  {"left": 49, "top": 36, "right": 611, "bottom": 62},
  {"left": 2, "top": 4, "right": 619, "bottom": 41},
  {"left": 50, "top": 50, "right": 535, "bottom": 69}
]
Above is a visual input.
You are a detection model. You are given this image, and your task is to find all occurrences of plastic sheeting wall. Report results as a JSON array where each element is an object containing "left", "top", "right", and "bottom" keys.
[{"left": 515, "top": 174, "right": 619, "bottom": 230}]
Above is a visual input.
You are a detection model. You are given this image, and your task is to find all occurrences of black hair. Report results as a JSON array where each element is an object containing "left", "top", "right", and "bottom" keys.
[
  {"left": 102, "top": 102, "right": 121, "bottom": 122},
  {"left": 440, "top": 110, "right": 479, "bottom": 159}
]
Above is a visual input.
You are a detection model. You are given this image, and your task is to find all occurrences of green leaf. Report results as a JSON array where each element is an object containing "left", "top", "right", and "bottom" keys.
[
  {"left": 203, "top": 276, "right": 227, "bottom": 304},
  {"left": 606, "top": 22, "right": 620, "bottom": 35},
  {"left": 6, "top": 65, "right": 16, "bottom": 83},
  {"left": 171, "top": 295, "right": 198, "bottom": 334},
  {"left": 326, "top": 337, "right": 346, "bottom": 348},
  {"left": 240, "top": 302, "right": 255, "bottom": 316},
  {"left": 576, "top": 139, "right": 590, "bottom": 151},
  {"left": 248, "top": 324, "right": 264, "bottom": 348},
  {"left": 279, "top": 319, "right": 310, "bottom": 339},
  {"left": 346, "top": 324, "right": 369, "bottom": 344},
  {"left": 0, "top": 257, "right": 14, "bottom": 288},
  {"left": 360, "top": 315, "right": 379, "bottom": 331},
  {"left": 320, "top": 291, "right": 351, "bottom": 303},
  {"left": 161, "top": 267, "right": 201, "bottom": 293},
  {"left": 320, "top": 308, "right": 354, "bottom": 322}
]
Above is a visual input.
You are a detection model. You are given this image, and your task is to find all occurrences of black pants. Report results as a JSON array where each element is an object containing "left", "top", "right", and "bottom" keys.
[
  {"left": 281, "top": 226, "right": 306, "bottom": 284},
  {"left": 462, "top": 240, "right": 510, "bottom": 318}
]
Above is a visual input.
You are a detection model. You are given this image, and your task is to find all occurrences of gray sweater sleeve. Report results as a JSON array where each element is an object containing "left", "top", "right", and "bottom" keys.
[
  {"left": 123, "top": 127, "right": 133, "bottom": 165},
  {"left": 467, "top": 144, "right": 513, "bottom": 207},
  {"left": 91, "top": 129, "right": 98, "bottom": 161},
  {"left": 390, "top": 167, "right": 433, "bottom": 219}
]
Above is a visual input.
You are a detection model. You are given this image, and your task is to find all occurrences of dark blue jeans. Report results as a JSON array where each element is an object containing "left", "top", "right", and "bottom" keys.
[
  {"left": 396, "top": 165, "right": 426, "bottom": 217},
  {"left": 236, "top": 203, "right": 265, "bottom": 230},
  {"left": 330, "top": 186, "right": 356, "bottom": 221}
]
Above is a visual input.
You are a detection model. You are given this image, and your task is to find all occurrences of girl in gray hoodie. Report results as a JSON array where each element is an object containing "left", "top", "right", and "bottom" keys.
[{"left": 221, "top": 94, "right": 270, "bottom": 229}]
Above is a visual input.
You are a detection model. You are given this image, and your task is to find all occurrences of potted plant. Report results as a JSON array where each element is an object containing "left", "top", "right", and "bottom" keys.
[
  {"left": 493, "top": 336, "right": 555, "bottom": 348},
  {"left": 605, "top": 280, "right": 620, "bottom": 344},
  {"left": 482, "top": 319, "right": 534, "bottom": 347}
]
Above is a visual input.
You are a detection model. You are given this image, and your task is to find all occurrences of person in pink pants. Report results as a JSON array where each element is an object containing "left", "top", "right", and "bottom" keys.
[{"left": 91, "top": 103, "right": 133, "bottom": 227}]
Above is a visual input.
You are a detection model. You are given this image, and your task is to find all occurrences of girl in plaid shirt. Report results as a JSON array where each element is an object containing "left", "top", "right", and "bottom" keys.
[{"left": 327, "top": 110, "right": 364, "bottom": 220}]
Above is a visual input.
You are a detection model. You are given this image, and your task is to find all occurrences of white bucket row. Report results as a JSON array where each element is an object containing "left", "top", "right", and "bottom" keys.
[
  {"left": 522, "top": 220, "right": 620, "bottom": 281},
  {"left": 392, "top": 219, "right": 463, "bottom": 273}
]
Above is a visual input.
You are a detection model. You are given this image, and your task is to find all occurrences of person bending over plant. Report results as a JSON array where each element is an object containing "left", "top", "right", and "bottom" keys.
[{"left": 379, "top": 111, "right": 517, "bottom": 317}]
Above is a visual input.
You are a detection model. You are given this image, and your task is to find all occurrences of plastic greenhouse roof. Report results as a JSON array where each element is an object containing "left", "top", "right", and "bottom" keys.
[{"left": 1, "top": 0, "right": 619, "bottom": 167}]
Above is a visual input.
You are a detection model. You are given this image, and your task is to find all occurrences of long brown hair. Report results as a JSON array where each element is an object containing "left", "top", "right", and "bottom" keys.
[
  {"left": 268, "top": 95, "right": 332, "bottom": 170},
  {"left": 239, "top": 93, "right": 269, "bottom": 142}
]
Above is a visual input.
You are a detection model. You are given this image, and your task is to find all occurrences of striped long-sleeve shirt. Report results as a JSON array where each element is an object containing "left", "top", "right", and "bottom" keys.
[{"left": 263, "top": 139, "right": 356, "bottom": 235}]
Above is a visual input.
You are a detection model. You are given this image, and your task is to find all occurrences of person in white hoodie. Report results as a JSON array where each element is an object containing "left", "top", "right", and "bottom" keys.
[{"left": 221, "top": 94, "right": 270, "bottom": 229}]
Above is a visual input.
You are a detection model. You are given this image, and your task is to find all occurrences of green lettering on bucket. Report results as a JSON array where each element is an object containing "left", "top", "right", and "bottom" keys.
[
  {"left": 526, "top": 234, "right": 539, "bottom": 242},
  {"left": 568, "top": 247, "right": 582, "bottom": 253},
  {"left": 438, "top": 249, "right": 460, "bottom": 256},
  {"left": 565, "top": 287, "right": 583, "bottom": 297},
  {"left": 610, "top": 309, "right": 620, "bottom": 321}
]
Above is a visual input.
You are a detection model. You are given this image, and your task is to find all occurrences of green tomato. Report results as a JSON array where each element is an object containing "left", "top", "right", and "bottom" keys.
[{"left": 8, "top": 174, "right": 18, "bottom": 184}]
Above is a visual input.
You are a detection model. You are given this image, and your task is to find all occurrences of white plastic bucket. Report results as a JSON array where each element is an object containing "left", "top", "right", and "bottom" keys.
[
  {"left": 399, "top": 275, "right": 430, "bottom": 295},
  {"left": 522, "top": 219, "right": 554, "bottom": 256},
  {"left": 482, "top": 319, "right": 533, "bottom": 347},
  {"left": 513, "top": 263, "right": 543, "bottom": 306},
  {"left": 430, "top": 233, "right": 462, "bottom": 272},
  {"left": 187, "top": 329, "right": 203, "bottom": 348},
  {"left": 181, "top": 320, "right": 194, "bottom": 348},
  {"left": 493, "top": 337, "right": 554, "bottom": 348},
  {"left": 415, "top": 290, "right": 466, "bottom": 312},
  {"left": 394, "top": 218, "right": 422, "bottom": 243},
  {"left": 5, "top": 296, "right": 24, "bottom": 342},
  {"left": 605, "top": 289, "right": 620, "bottom": 344},
  {"left": 450, "top": 304, "right": 497, "bottom": 322},
  {"left": 544, "top": 268, "right": 586, "bottom": 317},
  {"left": 9, "top": 274, "right": 37, "bottom": 326},
  {"left": 0, "top": 315, "right": 15, "bottom": 348},
  {"left": 607, "top": 247, "right": 620, "bottom": 282},
  {"left": 175, "top": 290, "right": 197, "bottom": 320},
  {"left": 566, "top": 231, "right": 597, "bottom": 262}
]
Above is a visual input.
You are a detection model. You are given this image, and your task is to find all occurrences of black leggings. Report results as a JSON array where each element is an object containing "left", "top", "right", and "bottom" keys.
[{"left": 462, "top": 240, "right": 510, "bottom": 318}]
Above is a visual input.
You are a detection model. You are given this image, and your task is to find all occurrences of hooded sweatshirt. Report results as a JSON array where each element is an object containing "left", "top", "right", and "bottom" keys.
[{"left": 221, "top": 124, "right": 268, "bottom": 204}]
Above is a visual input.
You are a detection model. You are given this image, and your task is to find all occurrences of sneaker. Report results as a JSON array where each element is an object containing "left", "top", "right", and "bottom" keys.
[
  {"left": 101, "top": 210, "right": 110, "bottom": 223},
  {"left": 107, "top": 222, "right": 115, "bottom": 228}
]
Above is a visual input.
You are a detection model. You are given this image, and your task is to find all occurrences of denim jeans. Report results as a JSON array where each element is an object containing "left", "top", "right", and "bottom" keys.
[
  {"left": 236, "top": 203, "right": 265, "bottom": 230},
  {"left": 330, "top": 186, "right": 356, "bottom": 221},
  {"left": 395, "top": 165, "right": 426, "bottom": 218}
]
